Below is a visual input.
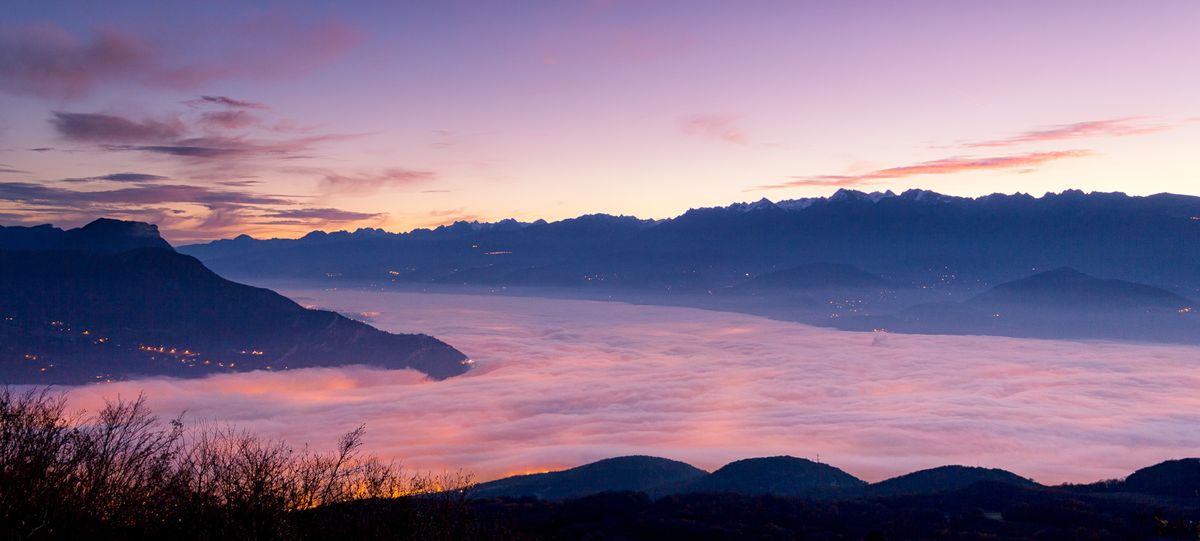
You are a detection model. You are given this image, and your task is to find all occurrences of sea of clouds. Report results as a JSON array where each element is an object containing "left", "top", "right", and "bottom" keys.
[{"left": 64, "top": 289, "right": 1200, "bottom": 485}]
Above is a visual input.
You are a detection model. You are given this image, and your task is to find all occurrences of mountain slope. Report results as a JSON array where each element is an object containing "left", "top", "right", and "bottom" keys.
[
  {"left": 674, "top": 456, "right": 866, "bottom": 496},
  {"left": 969, "top": 267, "right": 1191, "bottom": 311},
  {"left": 835, "top": 268, "right": 1198, "bottom": 343},
  {"left": 866, "top": 465, "right": 1037, "bottom": 497},
  {"left": 0, "top": 219, "right": 470, "bottom": 384},
  {"left": 470, "top": 456, "right": 707, "bottom": 500}
]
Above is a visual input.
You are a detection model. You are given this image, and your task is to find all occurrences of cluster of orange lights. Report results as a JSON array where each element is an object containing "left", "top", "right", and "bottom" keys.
[{"left": 139, "top": 345, "right": 199, "bottom": 357}]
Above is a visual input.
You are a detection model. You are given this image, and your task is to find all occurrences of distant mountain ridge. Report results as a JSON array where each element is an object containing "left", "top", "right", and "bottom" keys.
[
  {"left": 181, "top": 189, "right": 1200, "bottom": 291},
  {"left": 0, "top": 219, "right": 470, "bottom": 384},
  {"left": 176, "top": 189, "right": 1200, "bottom": 344}
]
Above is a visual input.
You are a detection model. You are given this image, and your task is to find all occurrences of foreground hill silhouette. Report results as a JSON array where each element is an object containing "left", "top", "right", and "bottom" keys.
[
  {"left": 444, "top": 455, "right": 1200, "bottom": 539},
  {"left": 471, "top": 456, "right": 707, "bottom": 500},
  {"left": 676, "top": 456, "right": 867, "bottom": 496},
  {"left": 866, "top": 465, "right": 1037, "bottom": 497},
  {"left": 180, "top": 189, "right": 1200, "bottom": 344},
  {"left": 0, "top": 219, "right": 470, "bottom": 384}
]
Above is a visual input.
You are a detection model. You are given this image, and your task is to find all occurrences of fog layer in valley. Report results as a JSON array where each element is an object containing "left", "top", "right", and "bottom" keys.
[{"left": 63, "top": 289, "right": 1200, "bottom": 484}]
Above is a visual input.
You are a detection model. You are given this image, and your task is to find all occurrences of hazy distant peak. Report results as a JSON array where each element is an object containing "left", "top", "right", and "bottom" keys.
[
  {"left": 898, "top": 188, "right": 957, "bottom": 203},
  {"left": 830, "top": 188, "right": 898, "bottom": 203},
  {"left": 973, "top": 267, "right": 1191, "bottom": 310},
  {"left": 727, "top": 197, "right": 781, "bottom": 212},
  {"left": 775, "top": 197, "right": 821, "bottom": 210}
]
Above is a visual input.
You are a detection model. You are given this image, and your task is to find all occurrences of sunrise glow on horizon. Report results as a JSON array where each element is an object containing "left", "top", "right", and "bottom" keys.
[{"left": 2, "top": 0, "right": 1198, "bottom": 242}]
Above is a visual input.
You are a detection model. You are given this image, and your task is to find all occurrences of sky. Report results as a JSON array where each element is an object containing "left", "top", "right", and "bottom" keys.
[
  {"left": 64, "top": 289, "right": 1200, "bottom": 484},
  {"left": 1, "top": 0, "right": 1198, "bottom": 242}
]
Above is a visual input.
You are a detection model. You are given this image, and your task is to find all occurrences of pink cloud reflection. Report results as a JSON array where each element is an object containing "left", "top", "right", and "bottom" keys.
[{"left": 62, "top": 291, "right": 1200, "bottom": 484}]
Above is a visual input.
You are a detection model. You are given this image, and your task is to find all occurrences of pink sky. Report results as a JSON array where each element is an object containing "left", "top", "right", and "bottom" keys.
[
  {"left": 62, "top": 290, "right": 1200, "bottom": 485},
  {"left": 1, "top": 1, "right": 1198, "bottom": 242}
]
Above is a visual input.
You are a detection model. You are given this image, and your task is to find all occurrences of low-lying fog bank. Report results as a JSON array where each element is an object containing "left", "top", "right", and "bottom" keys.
[{"left": 63, "top": 289, "right": 1200, "bottom": 485}]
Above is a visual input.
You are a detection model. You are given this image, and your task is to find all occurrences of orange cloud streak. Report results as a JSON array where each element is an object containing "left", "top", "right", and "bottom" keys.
[
  {"left": 765, "top": 149, "right": 1092, "bottom": 189},
  {"left": 962, "top": 118, "right": 1167, "bottom": 148}
]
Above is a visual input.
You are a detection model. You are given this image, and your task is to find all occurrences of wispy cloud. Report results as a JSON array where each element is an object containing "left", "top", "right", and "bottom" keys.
[
  {"left": 262, "top": 207, "right": 382, "bottom": 222},
  {"left": 0, "top": 164, "right": 31, "bottom": 175},
  {"left": 186, "top": 95, "right": 270, "bottom": 110},
  {"left": 0, "top": 181, "right": 291, "bottom": 208},
  {"left": 198, "top": 110, "right": 261, "bottom": 130},
  {"left": 318, "top": 168, "right": 438, "bottom": 194},
  {"left": 761, "top": 150, "right": 1092, "bottom": 190},
  {"left": 51, "top": 112, "right": 185, "bottom": 143},
  {"left": 62, "top": 172, "right": 169, "bottom": 183},
  {"left": 679, "top": 114, "right": 748, "bottom": 144},
  {"left": 961, "top": 118, "right": 1167, "bottom": 148},
  {"left": 0, "top": 18, "right": 362, "bottom": 99}
]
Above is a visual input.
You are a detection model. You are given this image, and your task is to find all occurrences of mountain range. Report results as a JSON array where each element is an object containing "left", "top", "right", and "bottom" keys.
[
  {"left": 470, "top": 454, "right": 1197, "bottom": 502},
  {"left": 0, "top": 219, "right": 470, "bottom": 384},
  {"left": 180, "top": 189, "right": 1200, "bottom": 344}
]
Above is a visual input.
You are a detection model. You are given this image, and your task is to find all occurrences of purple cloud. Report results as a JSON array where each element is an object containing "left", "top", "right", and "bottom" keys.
[
  {"left": 263, "top": 208, "right": 382, "bottom": 222},
  {"left": 51, "top": 112, "right": 184, "bottom": 143},
  {"left": 198, "top": 110, "right": 261, "bottom": 130},
  {"left": 187, "top": 95, "right": 270, "bottom": 110},
  {"left": 679, "top": 114, "right": 748, "bottom": 144},
  {"left": 0, "top": 18, "right": 362, "bottom": 99},
  {"left": 62, "top": 172, "right": 169, "bottom": 183},
  {"left": 0, "top": 24, "right": 151, "bottom": 98},
  {"left": 319, "top": 168, "right": 438, "bottom": 194},
  {"left": 0, "top": 181, "right": 290, "bottom": 208},
  {"left": 0, "top": 164, "right": 31, "bottom": 175}
]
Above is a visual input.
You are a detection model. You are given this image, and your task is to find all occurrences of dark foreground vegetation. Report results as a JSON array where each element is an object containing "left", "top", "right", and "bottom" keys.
[
  {"left": 0, "top": 388, "right": 473, "bottom": 540},
  {"left": 4, "top": 387, "right": 1199, "bottom": 540}
]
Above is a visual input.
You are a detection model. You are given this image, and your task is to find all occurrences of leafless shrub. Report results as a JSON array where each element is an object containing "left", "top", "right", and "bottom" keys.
[{"left": 0, "top": 387, "right": 476, "bottom": 540}]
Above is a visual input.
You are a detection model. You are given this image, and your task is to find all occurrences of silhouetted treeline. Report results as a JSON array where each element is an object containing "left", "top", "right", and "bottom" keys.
[{"left": 0, "top": 388, "right": 473, "bottom": 540}]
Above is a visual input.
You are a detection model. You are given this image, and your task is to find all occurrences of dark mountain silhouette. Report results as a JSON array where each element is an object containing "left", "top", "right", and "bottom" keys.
[
  {"left": 742, "top": 262, "right": 893, "bottom": 290},
  {"left": 471, "top": 455, "right": 869, "bottom": 500},
  {"left": 181, "top": 189, "right": 1200, "bottom": 293},
  {"left": 865, "top": 465, "right": 1036, "bottom": 497},
  {"left": 0, "top": 218, "right": 173, "bottom": 253},
  {"left": 0, "top": 219, "right": 469, "bottom": 384},
  {"left": 470, "top": 456, "right": 707, "bottom": 500},
  {"left": 1071, "top": 458, "right": 1200, "bottom": 499},
  {"left": 1123, "top": 459, "right": 1200, "bottom": 498},
  {"left": 469, "top": 455, "right": 1200, "bottom": 504},
  {"left": 673, "top": 456, "right": 866, "bottom": 496}
]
